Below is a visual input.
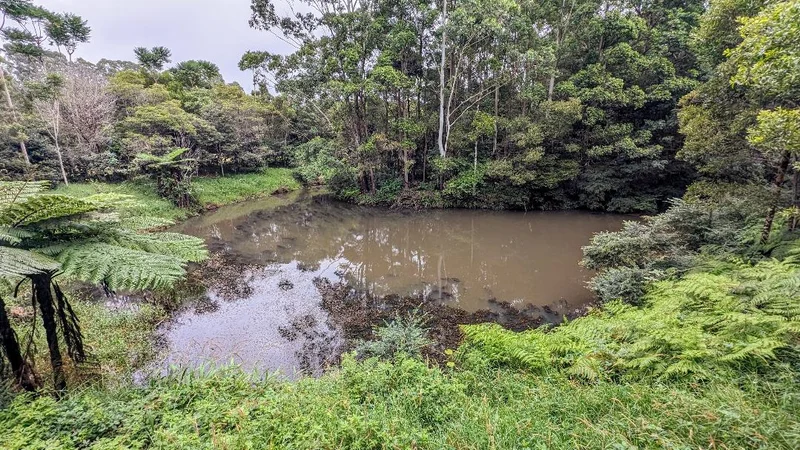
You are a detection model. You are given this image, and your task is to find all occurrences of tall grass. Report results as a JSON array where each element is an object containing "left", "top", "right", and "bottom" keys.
[
  {"left": 56, "top": 180, "right": 188, "bottom": 222},
  {"left": 55, "top": 168, "right": 301, "bottom": 222},
  {"left": 1, "top": 355, "right": 797, "bottom": 449},
  {"left": 192, "top": 168, "right": 300, "bottom": 206}
]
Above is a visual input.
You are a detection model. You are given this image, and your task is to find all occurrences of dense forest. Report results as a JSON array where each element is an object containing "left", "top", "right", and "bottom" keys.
[{"left": 1, "top": 0, "right": 800, "bottom": 448}]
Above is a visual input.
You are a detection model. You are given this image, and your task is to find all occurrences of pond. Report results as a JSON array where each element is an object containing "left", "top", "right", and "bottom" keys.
[{"left": 155, "top": 190, "right": 629, "bottom": 377}]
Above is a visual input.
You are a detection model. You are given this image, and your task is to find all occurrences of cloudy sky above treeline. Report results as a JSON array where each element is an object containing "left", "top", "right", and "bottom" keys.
[{"left": 36, "top": 0, "right": 296, "bottom": 89}]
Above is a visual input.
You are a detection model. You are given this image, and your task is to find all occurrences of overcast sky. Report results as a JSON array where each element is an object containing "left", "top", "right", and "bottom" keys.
[{"left": 35, "top": 0, "right": 296, "bottom": 89}]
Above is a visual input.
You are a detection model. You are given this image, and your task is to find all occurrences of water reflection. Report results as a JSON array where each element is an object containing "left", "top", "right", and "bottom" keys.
[
  {"left": 175, "top": 193, "right": 629, "bottom": 312},
  {"left": 154, "top": 192, "right": 630, "bottom": 377}
]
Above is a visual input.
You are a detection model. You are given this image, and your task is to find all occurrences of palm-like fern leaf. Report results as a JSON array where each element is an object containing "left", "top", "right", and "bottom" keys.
[
  {"left": 0, "top": 247, "right": 60, "bottom": 278},
  {"left": 53, "top": 242, "right": 190, "bottom": 291},
  {"left": 0, "top": 226, "right": 34, "bottom": 245},
  {"left": 0, "top": 181, "right": 50, "bottom": 205},
  {"left": 0, "top": 195, "right": 99, "bottom": 227},
  {"left": 107, "top": 231, "right": 208, "bottom": 262}
]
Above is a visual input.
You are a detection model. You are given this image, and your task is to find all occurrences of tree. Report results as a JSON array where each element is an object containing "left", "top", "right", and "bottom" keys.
[
  {"left": 168, "top": 60, "right": 223, "bottom": 90},
  {"left": 727, "top": 0, "right": 800, "bottom": 243},
  {"left": 134, "top": 46, "right": 172, "bottom": 71},
  {"left": 136, "top": 147, "right": 196, "bottom": 207},
  {"left": 0, "top": 181, "right": 207, "bottom": 393},
  {"left": 28, "top": 73, "right": 69, "bottom": 185},
  {"left": 46, "top": 13, "right": 90, "bottom": 62},
  {"left": 747, "top": 108, "right": 800, "bottom": 242},
  {"left": 58, "top": 63, "right": 114, "bottom": 174},
  {"left": 0, "top": 0, "right": 43, "bottom": 165},
  {"left": 133, "top": 46, "right": 172, "bottom": 82}
]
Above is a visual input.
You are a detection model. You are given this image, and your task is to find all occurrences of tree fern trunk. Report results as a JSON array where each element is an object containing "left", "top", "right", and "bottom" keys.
[
  {"left": 31, "top": 273, "right": 67, "bottom": 395},
  {"left": 0, "top": 296, "right": 39, "bottom": 392}
]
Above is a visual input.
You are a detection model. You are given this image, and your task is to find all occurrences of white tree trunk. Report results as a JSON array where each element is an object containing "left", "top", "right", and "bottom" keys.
[
  {"left": 53, "top": 100, "right": 68, "bottom": 186},
  {"left": 0, "top": 65, "right": 31, "bottom": 164},
  {"left": 437, "top": 0, "right": 448, "bottom": 158}
]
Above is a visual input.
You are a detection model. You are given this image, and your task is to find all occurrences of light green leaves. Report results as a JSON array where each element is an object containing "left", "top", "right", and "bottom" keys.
[
  {"left": 747, "top": 107, "right": 800, "bottom": 155},
  {"left": 728, "top": 0, "right": 800, "bottom": 99}
]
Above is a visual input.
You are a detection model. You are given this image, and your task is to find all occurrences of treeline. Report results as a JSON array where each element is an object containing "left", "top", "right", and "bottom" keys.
[
  {"left": 2, "top": 0, "right": 799, "bottom": 220},
  {"left": 244, "top": 0, "right": 704, "bottom": 211},
  {"left": 0, "top": 1, "right": 307, "bottom": 205},
  {"left": 242, "top": 0, "right": 798, "bottom": 217}
]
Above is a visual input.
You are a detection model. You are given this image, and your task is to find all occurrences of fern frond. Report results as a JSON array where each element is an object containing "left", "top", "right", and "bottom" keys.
[
  {"left": 0, "top": 181, "right": 51, "bottom": 205},
  {"left": 106, "top": 230, "right": 208, "bottom": 263},
  {"left": 0, "top": 247, "right": 60, "bottom": 278},
  {"left": 120, "top": 216, "right": 175, "bottom": 231},
  {"left": 0, "top": 226, "right": 34, "bottom": 245},
  {"left": 567, "top": 355, "right": 603, "bottom": 381},
  {"left": 0, "top": 195, "right": 98, "bottom": 227},
  {"left": 52, "top": 242, "right": 189, "bottom": 291}
]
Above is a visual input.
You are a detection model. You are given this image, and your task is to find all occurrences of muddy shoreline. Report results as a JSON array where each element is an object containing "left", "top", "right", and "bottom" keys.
[{"left": 155, "top": 253, "right": 593, "bottom": 375}]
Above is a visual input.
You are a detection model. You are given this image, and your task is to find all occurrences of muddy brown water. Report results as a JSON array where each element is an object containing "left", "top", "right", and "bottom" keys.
[{"left": 155, "top": 191, "right": 629, "bottom": 378}]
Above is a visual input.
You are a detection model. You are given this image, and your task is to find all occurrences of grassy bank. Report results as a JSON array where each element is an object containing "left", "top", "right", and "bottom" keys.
[
  {"left": 192, "top": 169, "right": 300, "bottom": 207},
  {"left": 1, "top": 353, "right": 796, "bottom": 448},
  {"left": 56, "top": 168, "right": 300, "bottom": 222}
]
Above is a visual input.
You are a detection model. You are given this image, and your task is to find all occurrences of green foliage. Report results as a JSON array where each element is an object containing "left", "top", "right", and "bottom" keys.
[
  {"left": 1, "top": 351, "right": 798, "bottom": 449},
  {"left": 0, "top": 181, "right": 207, "bottom": 291},
  {"left": 462, "top": 257, "right": 800, "bottom": 382},
  {"left": 747, "top": 107, "right": 800, "bottom": 156},
  {"left": 292, "top": 137, "right": 340, "bottom": 184},
  {"left": 192, "top": 168, "right": 300, "bottom": 206},
  {"left": 135, "top": 147, "right": 196, "bottom": 207},
  {"left": 587, "top": 266, "right": 658, "bottom": 305},
  {"left": 55, "top": 181, "right": 188, "bottom": 223},
  {"left": 354, "top": 312, "right": 433, "bottom": 360},
  {"left": 728, "top": 0, "right": 800, "bottom": 101}
]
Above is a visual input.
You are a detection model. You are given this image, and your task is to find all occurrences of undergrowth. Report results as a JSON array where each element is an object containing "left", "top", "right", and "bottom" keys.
[{"left": 0, "top": 355, "right": 797, "bottom": 449}]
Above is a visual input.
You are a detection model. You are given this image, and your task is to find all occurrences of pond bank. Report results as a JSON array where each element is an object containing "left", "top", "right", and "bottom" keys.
[{"left": 55, "top": 168, "right": 301, "bottom": 223}]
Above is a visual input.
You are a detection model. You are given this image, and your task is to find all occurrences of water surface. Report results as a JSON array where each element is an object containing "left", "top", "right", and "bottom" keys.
[
  {"left": 176, "top": 193, "right": 628, "bottom": 311},
  {"left": 159, "top": 192, "right": 628, "bottom": 376}
]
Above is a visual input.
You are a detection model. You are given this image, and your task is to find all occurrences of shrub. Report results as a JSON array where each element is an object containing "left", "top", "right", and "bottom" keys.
[
  {"left": 588, "top": 266, "right": 663, "bottom": 305},
  {"left": 354, "top": 312, "right": 433, "bottom": 359}
]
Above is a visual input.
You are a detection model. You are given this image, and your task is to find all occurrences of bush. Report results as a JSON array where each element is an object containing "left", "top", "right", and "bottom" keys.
[
  {"left": 292, "top": 137, "right": 340, "bottom": 184},
  {"left": 442, "top": 166, "right": 485, "bottom": 208},
  {"left": 588, "top": 266, "right": 663, "bottom": 304},
  {"left": 354, "top": 312, "right": 433, "bottom": 359}
]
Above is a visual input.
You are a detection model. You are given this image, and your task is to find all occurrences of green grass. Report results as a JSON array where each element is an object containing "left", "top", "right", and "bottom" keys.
[
  {"left": 56, "top": 180, "right": 189, "bottom": 223},
  {"left": 0, "top": 356, "right": 797, "bottom": 449},
  {"left": 192, "top": 168, "right": 300, "bottom": 206},
  {"left": 55, "top": 168, "right": 301, "bottom": 223},
  {"left": 1, "top": 289, "right": 167, "bottom": 396}
]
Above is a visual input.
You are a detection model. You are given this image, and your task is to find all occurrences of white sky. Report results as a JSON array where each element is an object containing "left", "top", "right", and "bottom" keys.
[{"left": 35, "top": 0, "right": 297, "bottom": 89}]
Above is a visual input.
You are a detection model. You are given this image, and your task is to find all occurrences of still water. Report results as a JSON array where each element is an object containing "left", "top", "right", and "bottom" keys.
[{"left": 158, "top": 191, "right": 628, "bottom": 376}]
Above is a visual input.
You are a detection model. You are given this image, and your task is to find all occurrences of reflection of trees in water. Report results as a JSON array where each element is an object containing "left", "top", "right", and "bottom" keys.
[
  {"left": 203, "top": 197, "right": 544, "bottom": 305},
  {"left": 277, "top": 314, "right": 341, "bottom": 376}
]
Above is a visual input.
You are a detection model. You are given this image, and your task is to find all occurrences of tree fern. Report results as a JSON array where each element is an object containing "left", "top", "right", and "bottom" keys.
[
  {"left": 103, "top": 230, "right": 207, "bottom": 263},
  {"left": 51, "top": 242, "right": 192, "bottom": 291},
  {"left": 0, "top": 181, "right": 50, "bottom": 204},
  {"left": 0, "top": 182, "right": 208, "bottom": 393},
  {"left": 0, "top": 195, "right": 99, "bottom": 227},
  {"left": 0, "top": 247, "right": 60, "bottom": 277}
]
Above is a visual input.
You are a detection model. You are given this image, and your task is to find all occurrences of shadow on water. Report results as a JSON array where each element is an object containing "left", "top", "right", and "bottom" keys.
[{"left": 150, "top": 190, "right": 630, "bottom": 378}]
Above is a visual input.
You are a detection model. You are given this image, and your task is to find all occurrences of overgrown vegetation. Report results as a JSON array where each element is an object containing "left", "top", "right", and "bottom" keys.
[{"left": 2, "top": 0, "right": 800, "bottom": 447}]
